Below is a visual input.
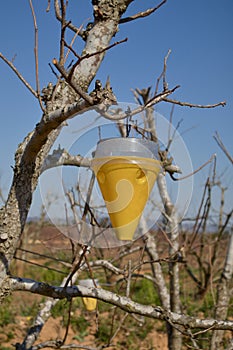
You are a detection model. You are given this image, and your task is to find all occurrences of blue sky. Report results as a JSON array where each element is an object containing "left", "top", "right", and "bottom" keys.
[{"left": 0, "top": 0, "right": 232, "bottom": 222}]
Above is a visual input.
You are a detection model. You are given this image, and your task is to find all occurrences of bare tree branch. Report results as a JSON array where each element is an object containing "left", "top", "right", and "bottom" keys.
[
  {"left": 52, "top": 58, "right": 94, "bottom": 104},
  {"left": 120, "top": 0, "right": 167, "bottom": 23},
  {"left": 59, "top": 0, "right": 66, "bottom": 65},
  {"left": 164, "top": 97, "right": 226, "bottom": 108},
  {"left": 210, "top": 231, "right": 233, "bottom": 348},
  {"left": 29, "top": 341, "right": 98, "bottom": 350},
  {"left": 97, "top": 85, "right": 180, "bottom": 122},
  {"left": 11, "top": 277, "right": 233, "bottom": 331},
  {"left": 144, "top": 231, "right": 170, "bottom": 310},
  {"left": 157, "top": 173, "right": 182, "bottom": 349},
  {"left": 0, "top": 52, "right": 37, "bottom": 97},
  {"left": 54, "top": 0, "right": 82, "bottom": 36},
  {"left": 41, "top": 147, "right": 91, "bottom": 173},
  {"left": 67, "top": 37, "right": 128, "bottom": 79},
  {"left": 29, "top": 0, "right": 45, "bottom": 112},
  {"left": 46, "top": 0, "right": 51, "bottom": 12},
  {"left": 155, "top": 48, "right": 171, "bottom": 94},
  {"left": 214, "top": 131, "right": 233, "bottom": 164},
  {"left": 170, "top": 154, "right": 216, "bottom": 181}
]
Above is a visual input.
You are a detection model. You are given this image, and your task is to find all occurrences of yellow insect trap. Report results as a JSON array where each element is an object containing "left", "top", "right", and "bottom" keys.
[
  {"left": 92, "top": 138, "right": 161, "bottom": 241},
  {"left": 79, "top": 279, "right": 99, "bottom": 311}
]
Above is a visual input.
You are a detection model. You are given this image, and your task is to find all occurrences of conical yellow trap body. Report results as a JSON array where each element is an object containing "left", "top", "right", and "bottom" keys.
[
  {"left": 92, "top": 156, "right": 160, "bottom": 240},
  {"left": 82, "top": 297, "right": 97, "bottom": 311},
  {"left": 79, "top": 279, "right": 99, "bottom": 311}
]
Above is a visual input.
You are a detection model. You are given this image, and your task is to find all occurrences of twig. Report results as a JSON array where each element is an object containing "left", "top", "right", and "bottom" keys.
[
  {"left": 111, "top": 247, "right": 143, "bottom": 264},
  {"left": 95, "top": 85, "right": 179, "bottom": 121},
  {"left": 163, "top": 48, "right": 171, "bottom": 91},
  {"left": 214, "top": 131, "right": 233, "bottom": 164},
  {"left": 16, "top": 247, "right": 70, "bottom": 266},
  {"left": 61, "top": 299, "right": 73, "bottom": 346},
  {"left": 48, "top": 62, "right": 60, "bottom": 78},
  {"left": 64, "top": 245, "right": 89, "bottom": 288},
  {"left": 188, "top": 177, "right": 209, "bottom": 249},
  {"left": 108, "top": 313, "right": 129, "bottom": 346},
  {"left": 81, "top": 171, "right": 97, "bottom": 223},
  {"left": 54, "top": 0, "right": 81, "bottom": 35},
  {"left": 193, "top": 324, "right": 217, "bottom": 336},
  {"left": 184, "top": 262, "right": 202, "bottom": 289},
  {"left": 164, "top": 98, "right": 226, "bottom": 109},
  {"left": 30, "top": 340, "right": 98, "bottom": 349},
  {"left": 211, "top": 208, "right": 233, "bottom": 267},
  {"left": 0, "top": 52, "right": 37, "bottom": 97},
  {"left": 126, "top": 260, "right": 132, "bottom": 298},
  {"left": 64, "top": 26, "right": 83, "bottom": 63},
  {"left": 146, "top": 85, "right": 180, "bottom": 107},
  {"left": 167, "top": 116, "right": 183, "bottom": 151},
  {"left": 29, "top": 0, "right": 45, "bottom": 112},
  {"left": 170, "top": 154, "right": 216, "bottom": 181},
  {"left": 66, "top": 190, "right": 83, "bottom": 233},
  {"left": 167, "top": 103, "right": 175, "bottom": 150},
  {"left": 64, "top": 40, "right": 81, "bottom": 60},
  {"left": 186, "top": 329, "right": 201, "bottom": 349},
  {"left": 155, "top": 48, "right": 171, "bottom": 94},
  {"left": 119, "top": 0, "right": 167, "bottom": 23},
  {"left": 59, "top": 0, "right": 66, "bottom": 65},
  {"left": 46, "top": 0, "right": 51, "bottom": 12},
  {"left": 132, "top": 256, "right": 184, "bottom": 273},
  {"left": 52, "top": 58, "right": 94, "bottom": 105},
  {"left": 48, "top": 24, "right": 82, "bottom": 80},
  {"left": 109, "top": 85, "right": 179, "bottom": 119},
  {"left": 68, "top": 38, "right": 128, "bottom": 80},
  {"left": 13, "top": 255, "right": 67, "bottom": 275}
]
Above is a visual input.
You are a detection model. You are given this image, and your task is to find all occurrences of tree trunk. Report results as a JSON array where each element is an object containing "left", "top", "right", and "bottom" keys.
[
  {"left": 210, "top": 232, "right": 233, "bottom": 349},
  {"left": 157, "top": 173, "right": 182, "bottom": 350}
]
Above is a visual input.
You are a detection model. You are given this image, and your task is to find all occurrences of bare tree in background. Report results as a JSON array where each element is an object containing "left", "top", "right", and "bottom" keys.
[{"left": 0, "top": 1, "right": 232, "bottom": 350}]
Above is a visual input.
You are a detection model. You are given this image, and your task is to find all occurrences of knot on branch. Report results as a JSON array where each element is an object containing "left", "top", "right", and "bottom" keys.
[
  {"left": 42, "top": 78, "right": 79, "bottom": 112},
  {"left": 90, "top": 79, "right": 117, "bottom": 106},
  {"left": 80, "top": 22, "right": 94, "bottom": 41},
  {"left": 0, "top": 230, "right": 8, "bottom": 242},
  {"left": 41, "top": 82, "right": 54, "bottom": 103},
  {"left": 92, "top": 0, "right": 120, "bottom": 20},
  {"left": 159, "top": 150, "right": 182, "bottom": 177},
  {"left": 135, "top": 87, "right": 152, "bottom": 105}
]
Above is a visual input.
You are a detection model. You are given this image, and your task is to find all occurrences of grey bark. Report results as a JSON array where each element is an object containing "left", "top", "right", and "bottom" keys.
[
  {"left": 210, "top": 232, "right": 233, "bottom": 349},
  {"left": 137, "top": 88, "right": 182, "bottom": 350},
  {"left": 157, "top": 173, "right": 182, "bottom": 350},
  {"left": 145, "top": 232, "right": 170, "bottom": 310},
  {"left": 10, "top": 276, "right": 233, "bottom": 331}
]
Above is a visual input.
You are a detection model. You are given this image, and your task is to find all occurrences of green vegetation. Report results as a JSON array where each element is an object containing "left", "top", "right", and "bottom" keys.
[
  {"left": 71, "top": 314, "right": 90, "bottom": 333},
  {"left": 0, "top": 296, "right": 15, "bottom": 327},
  {"left": 71, "top": 315, "right": 90, "bottom": 341},
  {"left": 95, "top": 318, "right": 111, "bottom": 343},
  {"left": 200, "top": 292, "right": 216, "bottom": 318},
  {"left": 132, "top": 278, "right": 160, "bottom": 305},
  {"left": 51, "top": 299, "right": 69, "bottom": 319},
  {"left": 20, "top": 301, "right": 38, "bottom": 318}
]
